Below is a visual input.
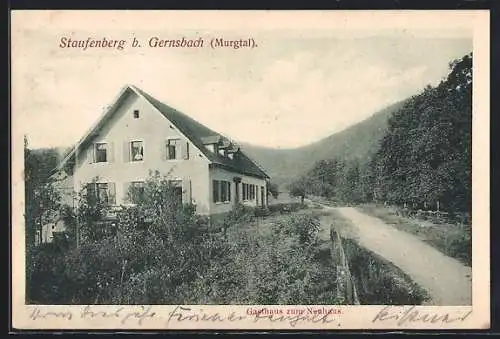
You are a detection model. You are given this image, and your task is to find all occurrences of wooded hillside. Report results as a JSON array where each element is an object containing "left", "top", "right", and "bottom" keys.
[
  {"left": 240, "top": 100, "right": 406, "bottom": 186},
  {"left": 290, "top": 53, "right": 472, "bottom": 213}
]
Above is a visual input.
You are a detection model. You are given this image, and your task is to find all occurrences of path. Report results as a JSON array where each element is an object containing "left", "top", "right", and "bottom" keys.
[{"left": 320, "top": 205, "right": 472, "bottom": 305}]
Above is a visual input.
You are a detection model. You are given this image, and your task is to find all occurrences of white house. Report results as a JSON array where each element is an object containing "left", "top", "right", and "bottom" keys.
[{"left": 52, "top": 84, "right": 270, "bottom": 228}]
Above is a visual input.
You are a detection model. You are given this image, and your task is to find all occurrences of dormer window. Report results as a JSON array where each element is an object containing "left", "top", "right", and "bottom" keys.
[
  {"left": 201, "top": 135, "right": 221, "bottom": 154},
  {"left": 225, "top": 144, "right": 239, "bottom": 160},
  {"left": 133, "top": 110, "right": 140, "bottom": 119},
  {"left": 206, "top": 143, "right": 218, "bottom": 153}
]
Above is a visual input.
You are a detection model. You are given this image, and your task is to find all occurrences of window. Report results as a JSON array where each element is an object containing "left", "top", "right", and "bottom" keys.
[
  {"left": 95, "top": 143, "right": 107, "bottom": 163},
  {"left": 221, "top": 181, "right": 227, "bottom": 202},
  {"left": 206, "top": 143, "right": 219, "bottom": 154},
  {"left": 131, "top": 141, "right": 143, "bottom": 161},
  {"left": 131, "top": 181, "right": 145, "bottom": 189},
  {"left": 130, "top": 181, "right": 145, "bottom": 201},
  {"left": 97, "top": 183, "right": 109, "bottom": 204},
  {"left": 221, "top": 181, "right": 230, "bottom": 202},
  {"left": 88, "top": 182, "right": 116, "bottom": 205},
  {"left": 213, "top": 180, "right": 220, "bottom": 203},
  {"left": 133, "top": 110, "right": 140, "bottom": 119},
  {"left": 242, "top": 183, "right": 256, "bottom": 201},
  {"left": 167, "top": 139, "right": 181, "bottom": 160},
  {"left": 213, "top": 180, "right": 231, "bottom": 203},
  {"left": 168, "top": 180, "right": 183, "bottom": 202}
]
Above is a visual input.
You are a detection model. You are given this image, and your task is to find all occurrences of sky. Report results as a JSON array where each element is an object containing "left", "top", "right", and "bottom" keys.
[{"left": 12, "top": 11, "right": 474, "bottom": 150}]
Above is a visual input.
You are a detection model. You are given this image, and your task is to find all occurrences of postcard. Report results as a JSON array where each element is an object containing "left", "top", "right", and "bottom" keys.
[{"left": 11, "top": 10, "right": 490, "bottom": 330}]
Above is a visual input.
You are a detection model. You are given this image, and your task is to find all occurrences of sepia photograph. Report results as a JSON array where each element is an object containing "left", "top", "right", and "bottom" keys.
[{"left": 11, "top": 10, "right": 490, "bottom": 330}]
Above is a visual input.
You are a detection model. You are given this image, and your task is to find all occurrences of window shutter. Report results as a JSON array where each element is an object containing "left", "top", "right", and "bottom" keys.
[
  {"left": 212, "top": 180, "right": 218, "bottom": 203},
  {"left": 163, "top": 140, "right": 168, "bottom": 161},
  {"left": 123, "top": 182, "right": 131, "bottom": 202},
  {"left": 228, "top": 182, "right": 231, "bottom": 202},
  {"left": 182, "top": 179, "right": 191, "bottom": 204},
  {"left": 183, "top": 141, "right": 190, "bottom": 160},
  {"left": 123, "top": 141, "right": 130, "bottom": 162},
  {"left": 108, "top": 182, "right": 116, "bottom": 205},
  {"left": 108, "top": 142, "right": 115, "bottom": 163},
  {"left": 87, "top": 146, "right": 95, "bottom": 164},
  {"left": 86, "top": 182, "right": 96, "bottom": 199}
]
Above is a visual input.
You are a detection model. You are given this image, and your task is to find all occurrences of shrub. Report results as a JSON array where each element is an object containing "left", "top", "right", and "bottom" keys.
[
  {"left": 27, "top": 173, "right": 342, "bottom": 305},
  {"left": 268, "top": 202, "right": 304, "bottom": 214},
  {"left": 220, "top": 203, "right": 255, "bottom": 229}
]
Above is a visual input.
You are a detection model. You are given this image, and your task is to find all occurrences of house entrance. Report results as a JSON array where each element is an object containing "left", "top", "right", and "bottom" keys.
[
  {"left": 168, "top": 180, "right": 183, "bottom": 207},
  {"left": 174, "top": 186, "right": 183, "bottom": 204}
]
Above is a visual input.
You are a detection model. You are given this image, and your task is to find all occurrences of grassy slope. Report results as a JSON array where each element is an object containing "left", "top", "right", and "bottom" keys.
[{"left": 240, "top": 100, "right": 406, "bottom": 187}]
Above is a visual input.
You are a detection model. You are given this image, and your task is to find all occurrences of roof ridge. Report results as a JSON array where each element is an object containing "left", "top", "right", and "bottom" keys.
[
  {"left": 132, "top": 85, "right": 269, "bottom": 178},
  {"left": 56, "top": 84, "right": 270, "bottom": 179}
]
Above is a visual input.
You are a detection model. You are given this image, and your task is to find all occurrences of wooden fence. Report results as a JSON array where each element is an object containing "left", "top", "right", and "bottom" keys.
[{"left": 330, "top": 226, "right": 360, "bottom": 305}]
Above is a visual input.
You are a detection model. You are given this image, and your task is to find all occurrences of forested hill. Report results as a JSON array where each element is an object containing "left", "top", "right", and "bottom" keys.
[
  {"left": 288, "top": 52, "right": 472, "bottom": 213},
  {"left": 240, "top": 100, "right": 406, "bottom": 186}
]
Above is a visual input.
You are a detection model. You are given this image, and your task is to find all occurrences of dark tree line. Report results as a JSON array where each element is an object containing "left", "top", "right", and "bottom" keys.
[
  {"left": 24, "top": 137, "right": 62, "bottom": 247},
  {"left": 290, "top": 52, "right": 472, "bottom": 213}
]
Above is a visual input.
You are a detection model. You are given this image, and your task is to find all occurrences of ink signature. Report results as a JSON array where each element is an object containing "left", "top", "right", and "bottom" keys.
[
  {"left": 29, "top": 305, "right": 339, "bottom": 328},
  {"left": 372, "top": 306, "right": 472, "bottom": 326}
]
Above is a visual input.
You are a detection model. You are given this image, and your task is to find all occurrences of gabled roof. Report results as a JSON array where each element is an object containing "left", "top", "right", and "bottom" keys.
[{"left": 57, "top": 85, "right": 270, "bottom": 179}]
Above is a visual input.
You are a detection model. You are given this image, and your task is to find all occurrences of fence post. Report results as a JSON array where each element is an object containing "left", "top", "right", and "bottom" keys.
[{"left": 330, "top": 225, "right": 359, "bottom": 305}]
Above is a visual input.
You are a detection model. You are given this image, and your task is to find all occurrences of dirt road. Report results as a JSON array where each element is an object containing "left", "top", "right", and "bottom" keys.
[{"left": 326, "top": 206, "right": 472, "bottom": 305}]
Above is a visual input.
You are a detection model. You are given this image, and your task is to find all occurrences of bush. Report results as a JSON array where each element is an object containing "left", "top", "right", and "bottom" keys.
[
  {"left": 222, "top": 214, "right": 340, "bottom": 304},
  {"left": 268, "top": 202, "right": 304, "bottom": 214},
  {"left": 27, "top": 173, "right": 343, "bottom": 305},
  {"left": 253, "top": 206, "right": 271, "bottom": 217},
  {"left": 27, "top": 243, "right": 70, "bottom": 304}
]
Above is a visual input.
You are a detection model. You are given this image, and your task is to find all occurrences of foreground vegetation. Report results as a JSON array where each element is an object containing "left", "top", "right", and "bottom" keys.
[{"left": 27, "top": 173, "right": 342, "bottom": 305}]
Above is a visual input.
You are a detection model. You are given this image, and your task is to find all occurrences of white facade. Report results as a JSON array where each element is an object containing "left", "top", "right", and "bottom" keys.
[{"left": 56, "top": 86, "right": 269, "bottom": 218}]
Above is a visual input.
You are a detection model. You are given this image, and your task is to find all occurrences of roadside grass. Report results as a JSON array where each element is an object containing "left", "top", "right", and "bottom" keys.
[
  {"left": 342, "top": 237, "right": 430, "bottom": 305},
  {"left": 326, "top": 210, "right": 430, "bottom": 305},
  {"left": 357, "top": 204, "right": 471, "bottom": 267}
]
